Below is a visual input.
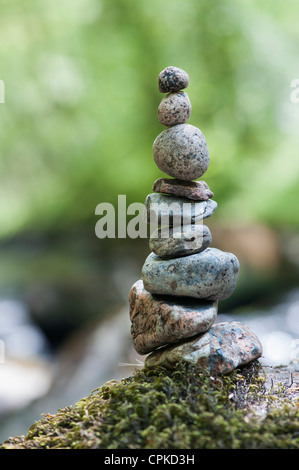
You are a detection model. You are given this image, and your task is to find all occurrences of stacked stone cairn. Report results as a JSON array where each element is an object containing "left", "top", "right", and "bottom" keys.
[{"left": 129, "top": 66, "right": 263, "bottom": 375}]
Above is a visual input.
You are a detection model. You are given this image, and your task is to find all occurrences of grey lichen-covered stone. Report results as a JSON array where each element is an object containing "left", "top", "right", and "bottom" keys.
[
  {"left": 158, "top": 66, "right": 189, "bottom": 93},
  {"left": 129, "top": 279, "right": 217, "bottom": 355},
  {"left": 158, "top": 91, "right": 192, "bottom": 127},
  {"left": 142, "top": 248, "right": 240, "bottom": 301},
  {"left": 153, "top": 178, "right": 214, "bottom": 201},
  {"left": 149, "top": 224, "right": 212, "bottom": 259},
  {"left": 153, "top": 124, "right": 210, "bottom": 181},
  {"left": 145, "top": 193, "right": 217, "bottom": 226},
  {"left": 145, "top": 321, "right": 263, "bottom": 375}
]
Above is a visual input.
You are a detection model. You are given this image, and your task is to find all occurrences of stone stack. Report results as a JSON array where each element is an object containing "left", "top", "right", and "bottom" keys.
[{"left": 129, "top": 66, "right": 262, "bottom": 375}]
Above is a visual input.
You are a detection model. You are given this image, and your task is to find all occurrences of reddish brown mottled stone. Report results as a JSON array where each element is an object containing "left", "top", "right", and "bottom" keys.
[
  {"left": 153, "top": 178, "right": 214, "bottom": 201},
  {"left": 145, "top": 321, "right": 263, "bottom": 375},
  {"left": 129, "top": 280, "right": 217, "bottom": 355}
]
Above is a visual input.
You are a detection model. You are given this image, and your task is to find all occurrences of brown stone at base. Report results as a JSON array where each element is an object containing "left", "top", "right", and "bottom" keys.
[
  {"left": 145, "top": 321, "right": 263, "bottom": 375},
  {"left": 129, "top": 279, "right": 217, "bottom": 355},
  {"left": 153, "top": 178, "right": 214, "bottom": 201}
]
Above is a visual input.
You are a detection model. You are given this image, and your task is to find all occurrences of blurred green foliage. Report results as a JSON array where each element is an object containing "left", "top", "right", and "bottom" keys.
[{"left": 0, "top": 0, "right": 299, "bottom": 238}]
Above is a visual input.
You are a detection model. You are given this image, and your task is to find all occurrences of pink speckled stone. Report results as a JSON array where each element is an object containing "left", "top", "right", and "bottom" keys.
[
  {"left": 129, "top": 279, "right": 217, "bottom": 355},
  {"left": 158, "top": 91, "right": 191, "bottom": 127}
]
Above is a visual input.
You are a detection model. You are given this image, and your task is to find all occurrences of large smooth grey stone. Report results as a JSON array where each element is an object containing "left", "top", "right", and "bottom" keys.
[
  {"left": 145, "top": 193, "right": 217, "bottom": 227},
  {"left": 145, "top": 321, "right": 263, "bottom": 375},
  {"left": 129, "top": 279, "right": 217, "bottom": 355},
  {"left": 149, "top": 224, "right": 212, "bottom": 259},
  {"left": 153, "top": 124, "right": 210, "bottom": 180},
  {"left": 142, "top": 248, "right": 240, "bottom": 301}
]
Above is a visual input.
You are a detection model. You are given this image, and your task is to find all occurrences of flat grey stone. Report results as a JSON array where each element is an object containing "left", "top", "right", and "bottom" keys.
[
  {"left": 158, "top": 91, "right": 192, "bottom": 127},
  {"left": 145, "top": 321, "right": 263, "bottom": 375},
  {"left": 149, "top": 224, "right": 212, "bottom": 259},
  {"left": 153, "top": 124, "right": 210, "bottom": 181},
  {"left": 153, "top": 178, "right": 214, "bottom": 201},
  {"left": 129, "top": 279, "right": 217, "bottom": 354},
  {"left": 145, "top": 193, "right": 217, "bottom": 227},
  {"left": 158, "top": 66, "right": 189, "bottom": 93},
  {"left": 142, "top": 248, "right": 240, "bottom": 301}
]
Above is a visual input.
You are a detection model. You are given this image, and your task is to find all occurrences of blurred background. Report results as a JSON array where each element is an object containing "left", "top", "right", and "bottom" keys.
[{"left": 1, "top": 0, "right": 299, "bottom": 442}]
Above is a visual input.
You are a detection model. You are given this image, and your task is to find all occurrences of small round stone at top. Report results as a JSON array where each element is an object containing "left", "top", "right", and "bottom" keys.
[{"left": 158, "top": 66, "right": 189, "bottom": 93}]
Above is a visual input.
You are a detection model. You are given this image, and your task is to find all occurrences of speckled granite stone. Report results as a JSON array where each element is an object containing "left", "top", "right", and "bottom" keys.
[
  {"left": 142, "top": 248, "right": 240, "bottom": 301},
  {"left": 153, "top": 178, "right": 214, "bottom": 201},
  {"left": 158, "top": 91, "right": 191, "bottom": 127},
  {"left": 158, "top": 66, "right": 189, "bottom": 93},
  {"left": 145, "top": 193, "right": 217, "bottom": 226},
  {"left": 149, "top": 224, "right": 212, "bottom": 259},
  {"left": 145, "top": 321, "right": 263, "bottom": 375},
  {"left": 153, "top": 124, "right": 210, "bottom": 181},
  {"left": 129, "top": 280, "right": 217, "bottom": 354}
]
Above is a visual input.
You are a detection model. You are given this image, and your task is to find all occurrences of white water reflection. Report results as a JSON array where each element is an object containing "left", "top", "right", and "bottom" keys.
[
  {"left": 260, "top": 331, "right": 294, "bottom": 367},
  {"left": 0, "top": 299, "right": 52, "bottom": 417},
  {"left": 0, "top": 299, "right": 49, "bottom": 358},
  {"left": 286, "top": 301, "right": 299, "bottom": 335}
]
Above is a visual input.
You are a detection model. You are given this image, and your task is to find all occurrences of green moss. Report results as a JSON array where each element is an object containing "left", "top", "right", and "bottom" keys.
[{"left": 1, "top": 362, "right": 299, "bottom": 449}]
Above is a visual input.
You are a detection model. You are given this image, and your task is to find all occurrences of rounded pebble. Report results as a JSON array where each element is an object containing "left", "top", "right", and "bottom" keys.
[
  {"left": 149, "top": 224, "right": 212, "bottom": 259},
  {"left": 129, "top": 279, "right": 217, "bottom": 355},
  {"left": 145, "top": 193, "right": 217, "bottom": 226},
  {"left": 158, "top": 66, "right": 189, "bottom": 93},
  {"left": 153, "top": 124, "right": 210, "bottom": 181},
  {"left": 142, "top": 248, "right": 240, "bottom": 301},
  {"left": 145, "top": 321, "right": 263, "bottom": 375},
  {"left": 158, "top": 91, "right": 192, "bottom": 127}
]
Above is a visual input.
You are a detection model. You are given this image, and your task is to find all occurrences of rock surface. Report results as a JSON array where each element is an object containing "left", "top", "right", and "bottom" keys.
[
  {"left": 142, "top": 248, "right": 240, "bottom": 301},
  {"left": 153, "top": 178, "right": 214, "bottom": 201},
  {"left": 158, "top": 66, "right": 189, "bottom": 93},
  {"left": 153, "top": 124, "right": 210, "bottom": 181},
  {"left": 145, "top": 193, "right": 217, "bottom": 226},
  {"left": 149, "top": 224, "right": 212, "bottom": 259},
  {"left": 158, "top": 91, "right": 191, "bottom": 127},
  {"left": 129, "top": 280, "right": 217, "bottom": 354},
  {"left": 145, "top": 321, "right": 263, "bottom": 375}
]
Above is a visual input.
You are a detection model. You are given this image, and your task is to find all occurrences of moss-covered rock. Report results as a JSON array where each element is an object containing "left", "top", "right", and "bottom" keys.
[{"left": 1, "top": 362, "right": 299, "bottom": 449}]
